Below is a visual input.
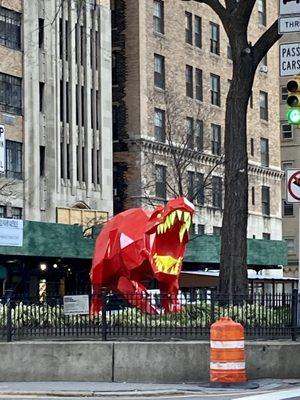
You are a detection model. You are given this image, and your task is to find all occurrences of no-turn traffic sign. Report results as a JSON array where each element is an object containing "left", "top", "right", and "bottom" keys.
[{"left": 287, "top": 169, "right": 300, "bottom": 202}]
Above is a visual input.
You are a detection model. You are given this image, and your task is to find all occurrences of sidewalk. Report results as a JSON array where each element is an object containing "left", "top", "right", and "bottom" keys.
[{"left": 0, "top": 379, "right": 299, "bottom": 397}]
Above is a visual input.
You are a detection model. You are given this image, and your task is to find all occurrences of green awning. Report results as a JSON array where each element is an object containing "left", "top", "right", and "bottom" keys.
[
  {"left": 185, "top": 235, "right": 288, "bottom": 267},
  {"left": 0, "top": 221, "right": 95, "bottom": 259},
  {"left": 0, "top": 265, "right": 7, "bottom": 279}
]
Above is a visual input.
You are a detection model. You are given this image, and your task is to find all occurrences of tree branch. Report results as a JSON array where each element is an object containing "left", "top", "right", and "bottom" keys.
[{"left": 253, "top": 19, "right": 282, "bottom": 67}]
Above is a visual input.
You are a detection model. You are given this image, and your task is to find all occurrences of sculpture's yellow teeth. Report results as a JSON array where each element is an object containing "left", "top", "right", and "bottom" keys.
[
  {"left": 176, "top": 210, "right": 183, "bottom": 221},
  {"left": 179, "top": 224, "right": 187, "bottom": 242},
  {"left": 170, "top": 211, "right": 176, "bottom": 225},
  {"left": 155, "top": 209, "right": 192, "bottom": 236},
  {"left": 153, "top": 254, "right": 182, "bottom": 275}
]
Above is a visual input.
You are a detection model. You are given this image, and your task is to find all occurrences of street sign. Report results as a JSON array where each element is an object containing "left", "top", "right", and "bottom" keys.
[
  {"left": 0, "top": 125, "right": 5, "bottom": 174},
  {"left": 287, "top": 169, "right": 300, "bottom": 203},
  {"left": 63, "top": 295, "right": 89, "bottom": 315},
  {"left": 280, "top": 0, "right": 300, "bottom": 16},
  {"left": 280, "top": 42, "right": 300, "bottom": 76},
  {"left": 279, "top": 15, "right": 300, "bottom": 33}
]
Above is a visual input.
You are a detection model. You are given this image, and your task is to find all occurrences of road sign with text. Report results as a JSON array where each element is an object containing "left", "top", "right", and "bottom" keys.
[
  {"left": 279, "top": 15, "right": 300, "bottom": 33},
  {"left": 287, "top": 169, "right": 300, "bottom": 203},
  {"left": 280, "top": 0, "right": 300, "bottom": 16},
  {"left": 280, "top": 42, "right": 300, "bottom": 76}
]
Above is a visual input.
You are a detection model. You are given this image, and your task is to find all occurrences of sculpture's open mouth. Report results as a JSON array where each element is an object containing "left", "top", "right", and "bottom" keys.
[{"left": 150, "top": 209, "right": 192, "bottom": 276}]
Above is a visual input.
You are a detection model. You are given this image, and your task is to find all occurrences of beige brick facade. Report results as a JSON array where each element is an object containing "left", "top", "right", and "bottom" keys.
[{"left": 114, "top": 0, "right": 282, "bottom": 239}]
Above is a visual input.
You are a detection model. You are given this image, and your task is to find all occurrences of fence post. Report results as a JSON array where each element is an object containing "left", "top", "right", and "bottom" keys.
[
  {"left": 101, "top": 288, "right": 107, "bottom": 341},
  {"left": 291, "top": 289, "right": 298, "bottom": 342},
  {"left": 6, "top": 293, "right": 12, "bottom": 343},
  {"left": 210, "top": 290, "right": 215, "bottom": 325}
]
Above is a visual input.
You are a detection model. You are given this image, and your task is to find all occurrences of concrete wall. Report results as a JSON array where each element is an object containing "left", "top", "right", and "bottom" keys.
[{"left": 0, "top": 341, "right": 300, "bottom": 382}]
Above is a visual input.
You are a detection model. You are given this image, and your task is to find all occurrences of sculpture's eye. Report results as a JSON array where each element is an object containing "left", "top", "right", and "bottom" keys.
[{"left": 157, "top": 213, "right": 162, "bottom": 218}]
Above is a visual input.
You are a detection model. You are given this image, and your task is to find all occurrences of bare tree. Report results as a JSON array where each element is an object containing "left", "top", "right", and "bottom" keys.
[
  {"left": 134, "top": 89, "right": 224, "bottom": 223},
  {"left": 182, "top": 0, "right": 281, "bottom": 298}
]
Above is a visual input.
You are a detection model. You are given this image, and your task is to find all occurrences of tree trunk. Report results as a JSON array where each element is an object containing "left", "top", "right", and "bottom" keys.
[{"left": 219, "top": 45, "right": 255, "bottom": 299}]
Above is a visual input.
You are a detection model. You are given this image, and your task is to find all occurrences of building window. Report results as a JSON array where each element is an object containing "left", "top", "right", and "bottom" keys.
[
  {"left": 281, "top": 124, "right": 293, "bottom": 140},
  {"left": 210, "top": 22, "right": 220, "bottom": 55},
  {"left": 227, "top": 44, "right": 232, "bottom": 60},
  {"left": 11, "top": 207, "right": 22, "bottom": 219},
  {"left": 0, "top": 6, "right": 21, "bottom": 50},
  {"left": 260, "top": 138, "right": 269, "bottom": 167},
  {"left": 262, "top": 233, "right": 270, "bottom": 240},
  {"left": 153, "top": 0, "right": 164, "bottom": 34},
  {"left": 249, "top": 91, "right": 253, "bottom": 108},
  {"left": 213, "top": 226, "right": 221, "bottom": 235},
  {"left": 212, "top": 176, "right": 222, "bottom": 208},
  {"left": 39, "top": 82, "right": 45, "bottom": 113},
  {"left": 154, "top": 108, "right": 165, "bottom": 142},
  {"left": 211, "top": 124, "right": 221, "bottom": 155},
  {"left": 40, "top": 145, "right": 45, "bottom": 177},
  {"left": 154, "top": 54, "right": 165, "bottom": 89},
  {"left": 282, "top": 161, "right": 293, "bottom": 172},
  {"left": 194, "top": 16, "right": 202, "bottom": 48},
  {"left": 283, "top": 201, "right": 294, "bottom": 216},
  {"left": 250, "top": 138, "right": 254, "bottom": 156},
  {"left": 185, "top": 12, "right": 192, "bottom": 44},
  {"left": 195, "top": 68, "right": 203, "bottom": 101},
  {"left": 38, "top": 18, "right": 44, "bottom": 49},
  {"left": 281, "top": 86, "right": 288, "bottom": 102},
  {"left": 188, "top": 171, "right": 204, "bottom": 205},
  {"left": 186, "top": 117, "right": 194, "bottom": 149},
  {"left": 0, "top": 206, "right": 5, "bottom": 218},
  {"left": 6, "top": 140, "right": 22, "bottom": 180},
  {"left": 0, "top": 73, "right": 22, "bottom": 115},
  {"left": 259, "top": 91, "right": 268, "bottom": 121},
  {"left": 261, "top": 186, "right": 270, "bottom": 216},
  {"left": 258, "top": 0, "right": 266, "bottom": 26},
  {"left": 285, "top": 238, "right": 295, "bottom": 254},
  {"left": 195, "top": 119, "right": 203, "bottom": 151},
  {"left": 210, "top": 74, "right": 220, "bottom": 106},
  {"left": 155, "top": 164, "right": 166, "bottom": 199},
  {"left": 198, "top": 224, "right": 205, "bottom": 235},
  {"left": 185, "top": 65, "right": 193, "bottom": 98},
  {"left": 251, "top": 187, "right": 255, "bottom": 206}
]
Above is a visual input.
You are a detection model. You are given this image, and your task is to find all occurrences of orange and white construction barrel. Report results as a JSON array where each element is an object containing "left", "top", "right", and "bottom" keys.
[{"left": 210, "top": 316, "right": 247, "bottom": 383}]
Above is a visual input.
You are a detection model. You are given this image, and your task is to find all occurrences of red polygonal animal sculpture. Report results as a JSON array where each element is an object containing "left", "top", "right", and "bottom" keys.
[{"left": 90, "top": 197, "right": 194, "bottom": 314}]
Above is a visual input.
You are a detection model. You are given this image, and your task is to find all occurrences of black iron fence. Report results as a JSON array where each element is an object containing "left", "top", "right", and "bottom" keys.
[{"left": 0, "top": 289, "right": 298, "bottom": 342}]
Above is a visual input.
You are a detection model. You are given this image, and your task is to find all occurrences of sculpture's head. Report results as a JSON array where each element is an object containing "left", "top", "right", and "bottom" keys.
[{"left": 145, "top": 197, "right": 194, "bottom": 279}]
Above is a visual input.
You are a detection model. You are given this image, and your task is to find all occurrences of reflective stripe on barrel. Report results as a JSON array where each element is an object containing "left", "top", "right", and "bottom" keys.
[{"left": 210, "top": 317, "right": 247, "bottom": 383}]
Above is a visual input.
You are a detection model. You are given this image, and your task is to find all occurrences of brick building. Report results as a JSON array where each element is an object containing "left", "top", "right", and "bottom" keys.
[{"left": 112, "top": 0, "right": 283, "bottom": 241}]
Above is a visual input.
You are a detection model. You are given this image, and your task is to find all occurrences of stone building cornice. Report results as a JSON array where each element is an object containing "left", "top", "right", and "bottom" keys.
[{"left": 135, "top": 138, "right": 284, "bottom": 180}]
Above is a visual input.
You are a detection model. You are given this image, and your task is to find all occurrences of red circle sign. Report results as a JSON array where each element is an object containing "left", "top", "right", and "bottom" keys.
[{"left": 288, "top": 171, "right": 300, "bottom": 201}]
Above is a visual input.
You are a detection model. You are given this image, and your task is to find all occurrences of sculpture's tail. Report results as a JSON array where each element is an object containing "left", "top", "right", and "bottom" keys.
[{"left": 90, "top": 284, "right": 103, "bottom": 316}]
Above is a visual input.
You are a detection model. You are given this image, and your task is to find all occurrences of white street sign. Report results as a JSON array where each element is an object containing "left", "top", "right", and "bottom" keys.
[
  {"left": 286, "top": 169, "right": 300, "bottom": 203},
  {"left": 63, "top": 295, "right": 89, "bottom": 315},
  {"left": 0, "top": 218, "right": 23, "bottom": 246},
  {"left": 280, "top": 42, "right": 300, "bottom": 76},
  {"left": 280, "top": 0, "right": 300, "bottom": 16},
  {"left": 0, "top": 125, "right": 5, "bottom": 174},
  {"left": 279, "top": 15, "right": 300, "bottom": 33}
]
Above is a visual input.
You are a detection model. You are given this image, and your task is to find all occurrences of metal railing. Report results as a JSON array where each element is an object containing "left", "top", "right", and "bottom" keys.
[{"left": 0, "top": 289, "right": 298, "bottom": 342}]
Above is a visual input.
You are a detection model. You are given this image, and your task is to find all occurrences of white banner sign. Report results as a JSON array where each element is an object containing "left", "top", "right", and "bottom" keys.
[
  {"left": 280, "top": 0, "right": 300, "bottom": 16},
  {"left": 286, "top": 169, "right": 300, "bottom": 203},
  {"left": 0, "top": 125, "right": 5, "bottom": 174},
  {"left": 0, "top": 218, "right": 23, "bottom": 246},
  {"left": 280, "top": 42, "right": 300, "bottom": 76},
  {"left": 63, "top": 295, "right": 89, "bottom": 315},
  {"left": 279, "top": 15, "right": 300, "bottom": 33}
]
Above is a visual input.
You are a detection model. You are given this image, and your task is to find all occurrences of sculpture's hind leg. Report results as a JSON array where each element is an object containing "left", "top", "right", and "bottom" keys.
[{"left": 117, "top": 276, "right": 159, "bottom": 314}]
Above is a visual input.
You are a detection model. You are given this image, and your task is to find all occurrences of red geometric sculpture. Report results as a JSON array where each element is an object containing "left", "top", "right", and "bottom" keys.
[{"left": 90, "top": 197, "right": 194, "bottom": 314}]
